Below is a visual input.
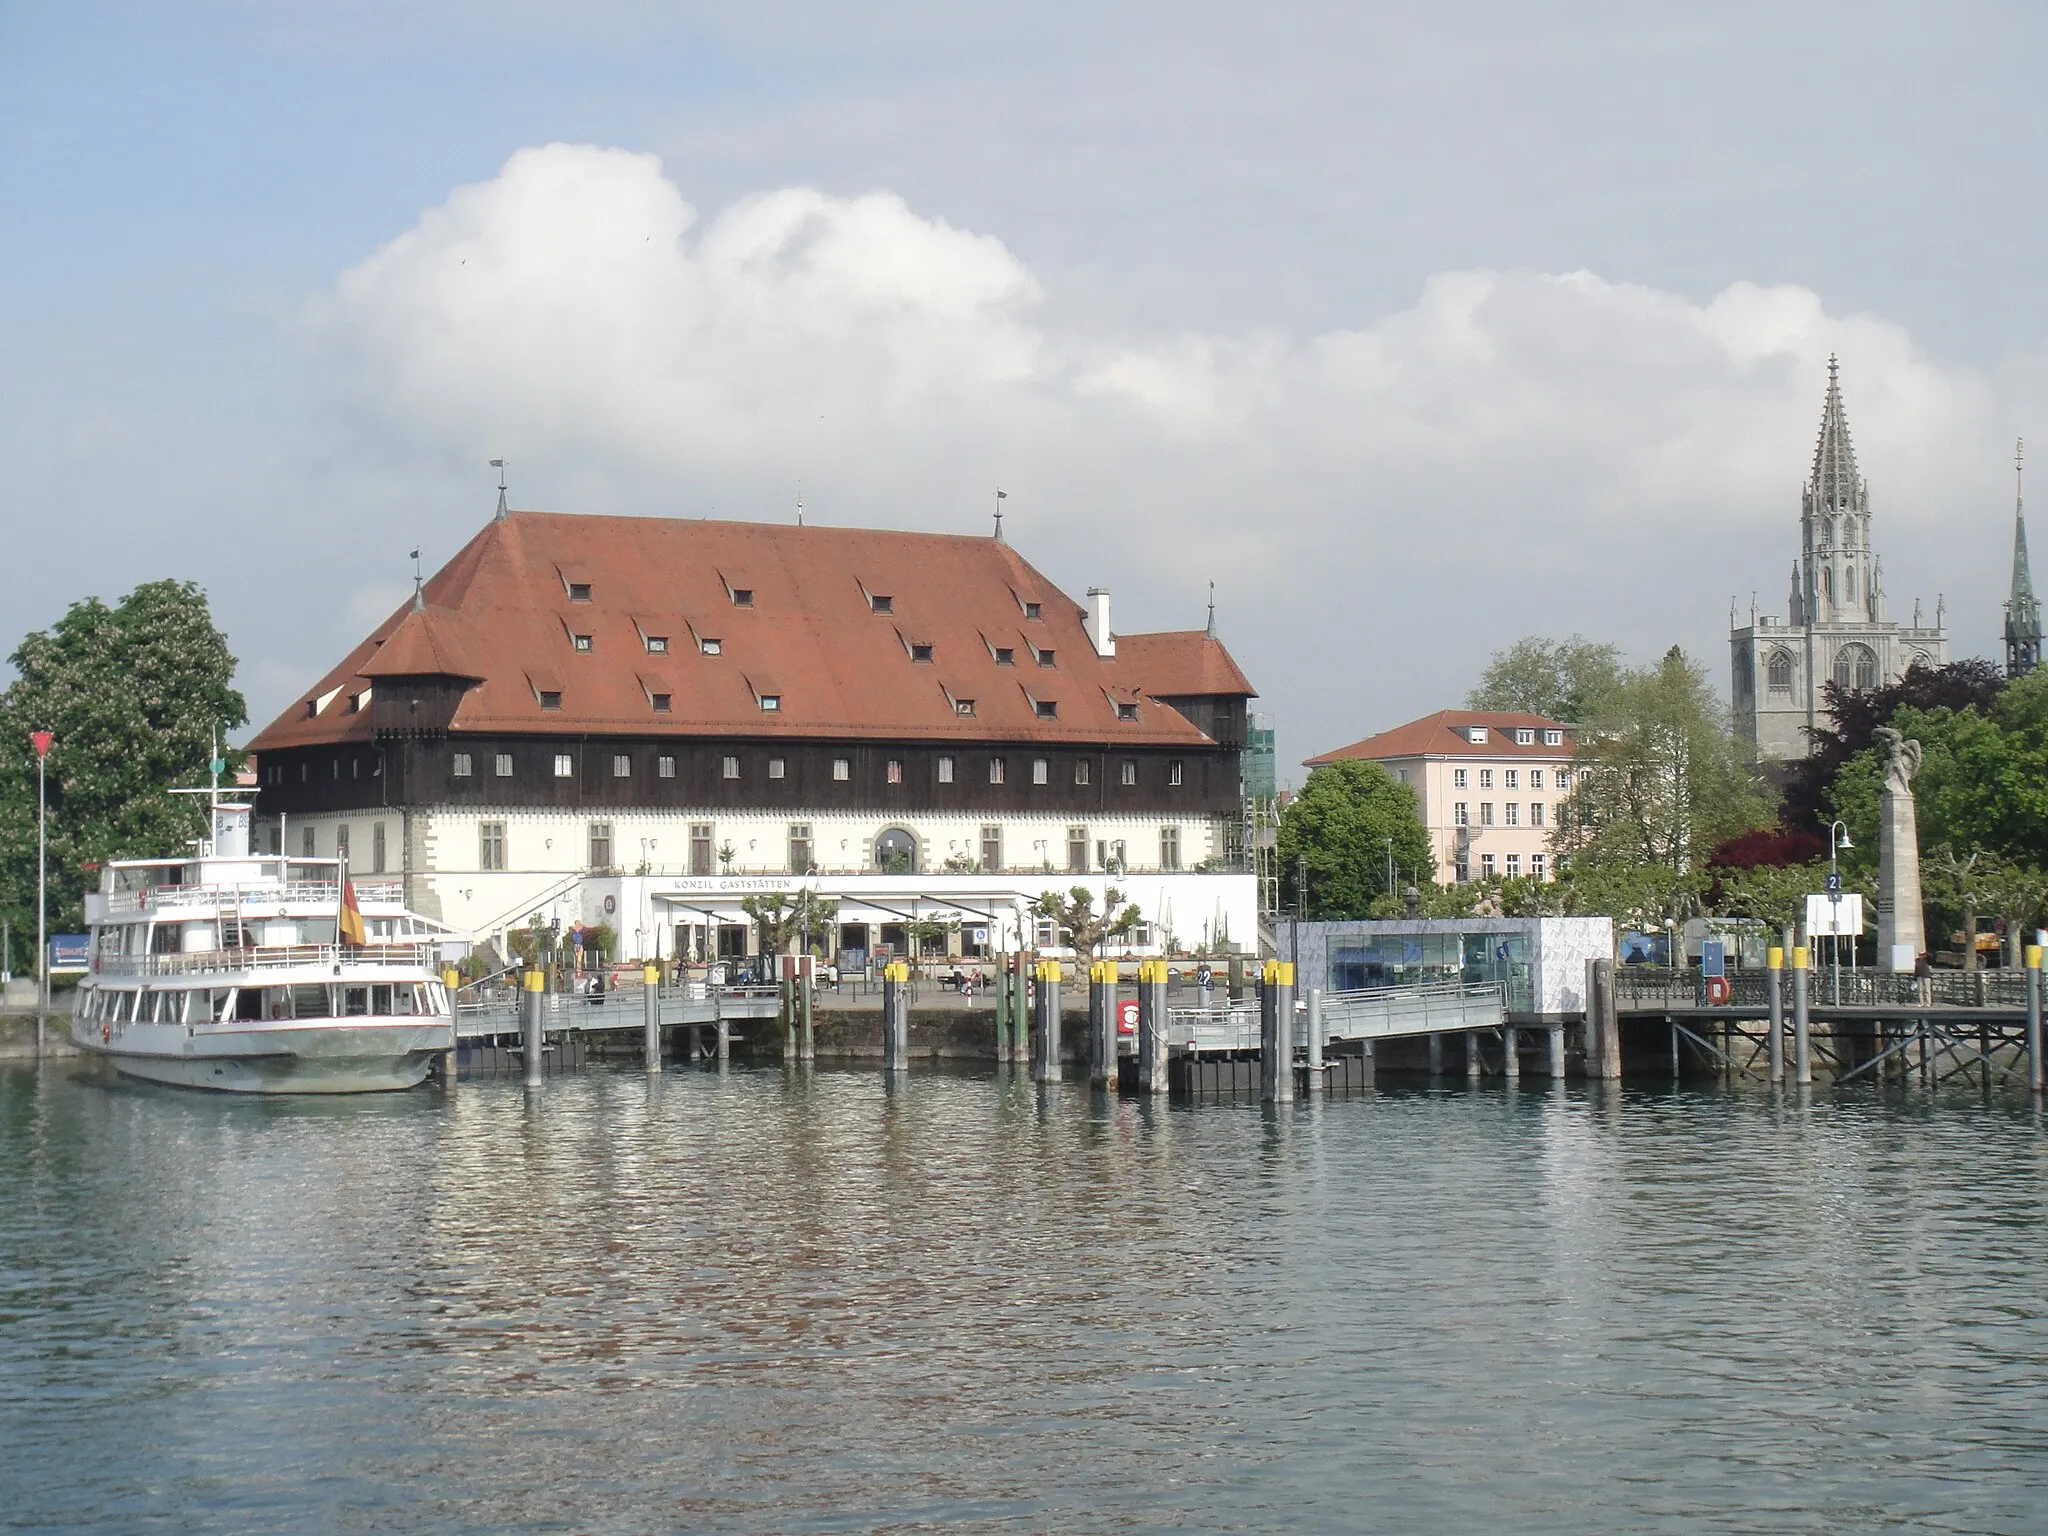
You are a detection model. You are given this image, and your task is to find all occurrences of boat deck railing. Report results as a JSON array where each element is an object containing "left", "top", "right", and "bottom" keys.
[
  {"left": 93, "top": 942, "right": 436, "bottom": 978},
  {"left": 101, "top": 879, "right": 407, "bottom": 916}
]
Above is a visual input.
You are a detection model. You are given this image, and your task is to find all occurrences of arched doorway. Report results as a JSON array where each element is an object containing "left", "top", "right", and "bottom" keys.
[{"left": 874, "top": 828, "right": 917, "bottom": 874}]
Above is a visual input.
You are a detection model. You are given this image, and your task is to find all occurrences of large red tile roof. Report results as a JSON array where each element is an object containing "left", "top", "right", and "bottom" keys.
[
  {"left": 249, "top": 512, "right": 1253, "bottom": 752},
  {"left": 1304, "top": 710, "right": 1573, "bottom": 766}
]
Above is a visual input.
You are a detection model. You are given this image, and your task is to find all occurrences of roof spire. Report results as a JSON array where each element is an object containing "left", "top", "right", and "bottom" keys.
[
  {"left": 1809, "top": 354, "right": 1860, "bottom": 511},
  {"left": 2007, "top": 436, "right": 2042, "bottom": 677},
  {"left": 410, "top": 547, "right": 424, "bottom": 613},
  {"left": 1206, "top": 581, "right": 1216, "bottom": 639},
  {"left": 993, "top": 487, "right": 1007, "bottom": 543},
  {"left": 490, "top": 458, "right": 509, "bottom": 521}
]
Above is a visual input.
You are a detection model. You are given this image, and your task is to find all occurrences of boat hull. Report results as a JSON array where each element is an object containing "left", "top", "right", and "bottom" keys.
[{"left": 72, "top": 1021, "right": 452, "bottom": 1095}]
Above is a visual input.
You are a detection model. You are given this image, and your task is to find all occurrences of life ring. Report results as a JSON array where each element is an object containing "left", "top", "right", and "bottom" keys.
[
  {"left": 1705, "top": 975, "right": 1732, "bottom": 1005},
  {"left": 102, "top": 1022, "right": 110, "bottom": 1044}
]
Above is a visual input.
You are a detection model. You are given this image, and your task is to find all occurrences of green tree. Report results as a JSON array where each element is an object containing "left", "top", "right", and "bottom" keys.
[
  {"left": 1466, "top": 634, "right": 1625, "bottom": 722},
  {"left": 1277, "top": 760, "right": 1433, "bottom": 919},
  {"left": 0, "top": 581, "right": 245, "bottom": 941},
  {"left": 1555, "top": 646, "right": 1775, "bottom": 872},
  {"left": 1029, "top": 885, "right": 1142, "bottom": 966},
  {"left": 740, "top": 890, "right": 841, "bottom": 958}
]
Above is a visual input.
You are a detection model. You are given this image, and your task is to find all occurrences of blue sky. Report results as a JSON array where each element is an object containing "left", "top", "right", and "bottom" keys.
[{"left": 5, "top": 2, "right": 2047, "bottom": 766}]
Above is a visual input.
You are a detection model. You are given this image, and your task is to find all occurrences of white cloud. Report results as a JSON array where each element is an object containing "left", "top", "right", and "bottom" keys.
[{"left": 311, "top": 143, "right": 2036, "bottom": 762}]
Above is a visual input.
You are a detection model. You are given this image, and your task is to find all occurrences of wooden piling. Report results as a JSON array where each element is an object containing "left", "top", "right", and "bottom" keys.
[
  {"left": 1791, "top": 945, "right": 1812, "bottom": 1086},
  {"left": 1588, "top": 958, "right": 1621, "bottom": 1080},
  {"left": 642, "top": 964, "right": 661, "bottom": 1072},
  {"left": 522, "top": 968, "right": 545, "bottom": 1090}
]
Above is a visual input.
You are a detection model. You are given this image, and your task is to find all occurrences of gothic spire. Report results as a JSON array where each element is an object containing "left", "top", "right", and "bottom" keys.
[
  {"left": 2006, "top": 436, "right": 2042, "bottom": 677},
  {"left": 1808, "top": 354, "right": 1861, "bottom": 511}
]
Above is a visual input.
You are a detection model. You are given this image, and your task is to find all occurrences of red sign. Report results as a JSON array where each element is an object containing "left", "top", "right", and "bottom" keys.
[
  {"left": 1116, "top": 999, "right": 1140, "bottom": 1035},
  {"left": 30, "top": 731, "right": 52, "bottom": 759}
]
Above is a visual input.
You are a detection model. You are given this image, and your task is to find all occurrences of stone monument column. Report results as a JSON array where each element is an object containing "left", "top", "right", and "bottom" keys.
[{"left": 1874, "top": 727, "right": 1925, "bottom": 969}]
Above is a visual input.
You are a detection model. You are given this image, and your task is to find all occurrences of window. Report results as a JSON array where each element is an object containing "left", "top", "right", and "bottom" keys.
[
  {"left": 1833, "top": 643, "right": 1880, "bottom": 693},
  {"left": 453, "top": 753, "right": 473, "bottom": 778},
  {"left": 788, "top": 823, "right": 813, "bottom": 874},
  {"left": 1506, "top": 854, "right": 1522, "bottom": 878},
  {"left": 701, "top": 637, "right": 722, "bottom": 656},
  {"left": 1453, "top": 767, "right": 1468, "bottom": 789},
  {"left": 1465, "top": 726, "right": 1488, "bottom": 744},
  {"left": 769, "top": 757, "right": 786, "bottom": 780},
  {"left": 1116, "top": 702, "right": 1138, "bottom": 722},
  {"left": 994, "top": 647, "right": 1015, "bottom": 665},
  {"left": 1542, "top": 729, "right": 1563, "bottom": 747},
  {"left": 1074, "top": 759, "right": 1091, "bottom": 786},
  {"left": 538, "top": 691, "right": 562, "bottom": 711},
  {"left": 937, "top": 756, "right": 955, "bottom": 784},
  {"left": 336, "top": 824, "right": 350, "bottom": 863},
  {"left": 1067, "top": 826, "right": 1089, "bottom": 873},
  {"left": 479, "top": 821, "right": 507, "bottom": 871},
  {"left": 730, "top": 588, "right": 753, "bottom": 607},
  {"left": 1529, "top": 769, "right": 1544, "bottom": 790},
  {"left": 573, "top": 634, "right": 592, "bottom": 652},
  {"left": 869, "top": 593, "right": 893, "bottom": 614},
  {"left": 1036, "top": 647, "right": 1055, "bottom": 667},
  {"left": 1531, "top": 853, "right": 1547, "bottom": 881},
  {"left": 1032, "top": 758, "right": 1048, "bottom": 785},
  {"left": 1480, "top": 853, "right": 1496, "bottom": 878},
  {"left": 1160, "top": 826, "right": 1182, "bottom": 871},
  {"left": 495, "top": 753, "right": 513, "bottom": 777},
  {"left": 1480, "top": 803, "right": 1495, "bottom": 826},
  {"left": 567, "top": 582, "right": 591, "bottom": 602},
  {"left": 659, "top": 756, "right": 675, "bottom": 779},
  {"left": 723, "top": 756, "right": 741, "bottom": 780},
  {"left": 588, "top": 821, "right": 613, "bottom": 871},
  {"left": 689, "top": 824, "right": 713, "bottom": 876},
  {"left": 1454, "top": 801, "right": 1469, "bottom": 827},
  {"left": 1505, "top": 769, "right": 1519, "bottom": 789},
  {"left": 554, "top": 754, "right": 574, "bottom": 778},
  {"left": 1514, "top": 728, "right": 1534, "bottom": 745},
  {"left": 651, "top": 694, "right": 672, "bottom": 713},
  {"left": 980, "top": 825, "right": 1003, "bottom": 872},
  {"left": 1454, "top": 859, "right": 1470, "bottom": 883},
  {"left": 1023, "top": 601, "right": 1042, "bottom": 620},
  {"left": 1556, "top": 769, "right": 1573, "bottom": 792},
  {"left": 332, "top": 759, "right": 340, "bottom": 780},
  {"left": 1169, "top": 760, "right": 1183, "bottom": 786},
  {"left": 1504, "top": 803, "right": 1520, "bottom": 827},
  {"left": 753, "top": 693, "right": 778, "bottom": 713},
  {"left": 887, "top": 760, "right": 904, "bottom": 785},
  {"left": 302, "top": 826, "right": 316, "bottom": 857},
  {"left": 832, "top": 758, "right": 850, "bottom": 781},
  {"left": 910, "top": 643, "right": 933, "bottom": 663},
  {"left": 1478, "top": 769, "right": 1494, "bottom": 790},
  {"left": 988, "top": 758, "right": 1006, "bottom": 784},
  {"left": 1120, "top": 760, "right": 1136, "bottom": 786},
  {"left": 1033, "top": 700, "right": 1057, "bottom": 719},
  {"left": 1531, "top": 802, "right": 1546, "bottom": 828},
  {"left": 600, "top": 754, "right": 624, "bottom": 778},
  {"left": 646, "top": 635, "right": 668, "bottom": 654},
  {"left": 1766, "top": 651, "right": 1794, "bottom": 691},
  {"left": 955, "top": 699, "right": 976, "bottom": 717},
  {"left": 372, "top": 822, "right": 386, "bottom": 874}
]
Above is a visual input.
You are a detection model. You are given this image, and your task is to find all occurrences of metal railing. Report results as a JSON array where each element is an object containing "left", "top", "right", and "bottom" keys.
[
  {"left": 1613, "top": 965, "right": 2031, "bottom": 1011},
  {"left": 454, "top": 983, "right": 784, "bottom": 1039},
  {"left": 93, "top": 942, "right": 436, "bottom": 977},
  {"left": 101, "top": 879, "right": 406, "bottom": 916},
  {"left": 1319, "top": 981, "right": 1507, "bottom": 1041}
]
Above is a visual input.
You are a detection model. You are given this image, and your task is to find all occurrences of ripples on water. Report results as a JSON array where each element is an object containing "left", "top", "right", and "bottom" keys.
[{"left": 2, "top": 1061, "right": 2046, "bottom": 1533}]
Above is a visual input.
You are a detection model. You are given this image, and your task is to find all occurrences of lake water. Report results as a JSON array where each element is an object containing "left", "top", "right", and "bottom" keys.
[{"left": 3, "top": 1060, "right": 2046, "bottom": 1533}]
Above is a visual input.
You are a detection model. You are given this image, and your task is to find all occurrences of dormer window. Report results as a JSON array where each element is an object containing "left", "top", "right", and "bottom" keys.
[
  {"left": 1036, "top": 647, "right": 1055, "bottom": 667},
  {"left": 1465, "top": 726, "right": 1488, "bottom": 744},
  {"left": 305, "top": 699, "right": 317, "bottom": 718},
  {"left": 567, "top": 583, "right": 591, "bottom": 603},
  {"left": 646, "top": 635, "right": 668, "bottom": 653},
  {"left": 759, "top": 694, "right": 781, "bottom": 712},
  {"left": 1514, "top": 728, "right": 1534, "bottom": 745},
  {"left": 1023, "top": 601, "right": 1041, "bottom": 620},
  {"left": 910, "top": 643, "right": 933, "bottom": 663},
  {"left": 1543, "top": 729, "right": 1564, "bottom": 746},
  {"left": 994, "top": 647, "right": 1014, "bottom": 665},
  {"left": 700, "top": 638, "right": 722, "bottom": 656},
  {"left": 869, "top": 594, "right": 894, "bottom": 614},
  {"left": 651, "top": 693, "right": 672, "bottom": 713},
  {"left": 730, "top": 588, "right": 753, "bottom": 607},
  {"left": 1117, "top": 702, "right": 1139, "bottom": 722},
  {"left": 955, "top": 698, "right": 976, "bottom": 717},
  {"left": 1034, "top": 700, "right": 1058, "bottom": 719},
  {"left": 573, "top": 634, "right": 592, "bottom": 652},
  {"left": 538, "top": 691, "right": 562, "bottom": 711}
]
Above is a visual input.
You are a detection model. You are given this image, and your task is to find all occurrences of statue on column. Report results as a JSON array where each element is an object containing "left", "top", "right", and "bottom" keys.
[{"left": 1874, "top": 727, "right": 1925, "bottom": 967}]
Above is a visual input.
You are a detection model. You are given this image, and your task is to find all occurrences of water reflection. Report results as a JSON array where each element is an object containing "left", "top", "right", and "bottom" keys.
[{"left": 2, "top": 1060, "right": 2046, "bottom": 1533}]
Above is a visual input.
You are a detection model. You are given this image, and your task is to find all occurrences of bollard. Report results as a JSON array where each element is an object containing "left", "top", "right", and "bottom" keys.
[
  {"left": 1589, "top": 958, "right": 1621, "bottom": 1080},
  {"left": 1260, "top": 960, "right": 1294, "bottom": 1103},
  {"left": 2028, "top": 945, "right": 2044, "bottom": 1096},
  {"left": 522, "top": 968, "right": 546, "bottom": 1090},
  {"left": 643, "top": 964, "right": 662, "bottom": 1072},
  {"left": 1306, "top": 987, "right": 1324, "bottom": 1078},
  {"left": 1548, "top": 1025, "right": 1565, "bottom": 1080},
  {"left": 1089, "top": 961, "right": 1113, "bottom": 1087},
  {"left": 1138, "top": 960, "right": 1169, "bottom": 1094},
  {"left": 1766, "top": 946, "right": 1785, "bottom": 1086},
  {"left": 714, "top": 982, "right": 728, "bottom": 1067},
  {"left": 1791, "top": 945, "right": 1812, "bottom": 1087},
  {"left": 882, "top": 960, "right": 910, "bottom": 1072},
  {"left": 1034, "top": 960, "right": 1063, "bottom": 1083}
]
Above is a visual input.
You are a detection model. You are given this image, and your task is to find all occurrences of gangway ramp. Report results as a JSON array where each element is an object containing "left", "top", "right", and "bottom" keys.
[{"left": 1169, "top": 980, "right": 1504, "bottom": 1056}]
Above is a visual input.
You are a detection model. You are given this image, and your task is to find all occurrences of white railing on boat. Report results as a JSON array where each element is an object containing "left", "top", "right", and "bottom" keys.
[
  {"left": 93, "top": 942, "right": 435, "bottom": 977},
  {"left": 100, "top": 879, "right": 407, "bottom": 916}
]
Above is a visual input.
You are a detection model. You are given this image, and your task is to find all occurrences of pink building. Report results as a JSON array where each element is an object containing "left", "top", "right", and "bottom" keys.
[{"left": 1304, "top": 711, "right": 1576, "bottom": 884}]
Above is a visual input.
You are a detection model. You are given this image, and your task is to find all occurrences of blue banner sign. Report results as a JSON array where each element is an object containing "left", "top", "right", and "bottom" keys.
[{"left": 47, "top": 934, "right": 90, "bottom": 973}]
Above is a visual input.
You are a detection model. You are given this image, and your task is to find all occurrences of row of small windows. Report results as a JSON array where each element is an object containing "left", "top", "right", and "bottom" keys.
[
  {"left": 1454, "top": 853, "right": 1547, "bottom": 882},
  {"left": 1463, "top": 727, "right": 1565, "bottom": 747},
  {"left": 1453, "top": 801, "right": 1548, "bottom": 828},
  {"left": 1451, "top": 767, "right": 1569, "bottom": 791},
  {"left": 451, "top": 751, "right": 1185, "bottom": 786},
  {"left": 1762, "top": 645, "right": 1881, "bottom": 693}
]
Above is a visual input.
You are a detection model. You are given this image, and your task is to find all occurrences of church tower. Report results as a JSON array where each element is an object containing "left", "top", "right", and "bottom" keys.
[
  {"left": 1731, "top": 359, "right": 1948, "bottom": 760},
  {"left": 2004, "top": 439, "right": 2041, "bottom": 678}
]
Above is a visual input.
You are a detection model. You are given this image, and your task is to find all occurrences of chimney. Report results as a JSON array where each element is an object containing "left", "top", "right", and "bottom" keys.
[{"left": 1084, "top": 588, "right": 1115, "bottom": 658}]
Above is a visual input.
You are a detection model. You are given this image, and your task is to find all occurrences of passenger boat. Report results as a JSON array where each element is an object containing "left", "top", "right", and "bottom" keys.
[{"left": 70, "top": 787, "right": 458, "bottom": 1093}]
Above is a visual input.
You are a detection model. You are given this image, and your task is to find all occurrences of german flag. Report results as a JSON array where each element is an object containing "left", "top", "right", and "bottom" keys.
[{"left": 340, "top": 880, "right": 367, "bottom": 947}]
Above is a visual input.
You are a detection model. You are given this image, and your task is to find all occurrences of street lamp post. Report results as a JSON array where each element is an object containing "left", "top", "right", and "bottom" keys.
[
  {"left": 1828, "top": 820, "right": 1854, "bottom": 1005},
  {"left": 1383, "top": 837, "right": 1394, "bottom": 901},
  {"left": 30, "top": 731, "right": 52, "bottom": 1051}
]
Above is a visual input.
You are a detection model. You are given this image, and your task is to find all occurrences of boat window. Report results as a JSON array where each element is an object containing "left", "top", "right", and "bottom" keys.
[
  {"left": 290, "top": 984, "right": 330, "bottom": 1019},
  {"left": 371, "top": 985, "right": 395, "bottom": 1016},
  {"left": 342, "top": 986, "right": 371, "bottom": 1017},
  {"left": 236, "top": 988, "right": 267, "bottom": 1022},
  {"left": 210, "top": 989, "right": 233, "bottom": 1022}
]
